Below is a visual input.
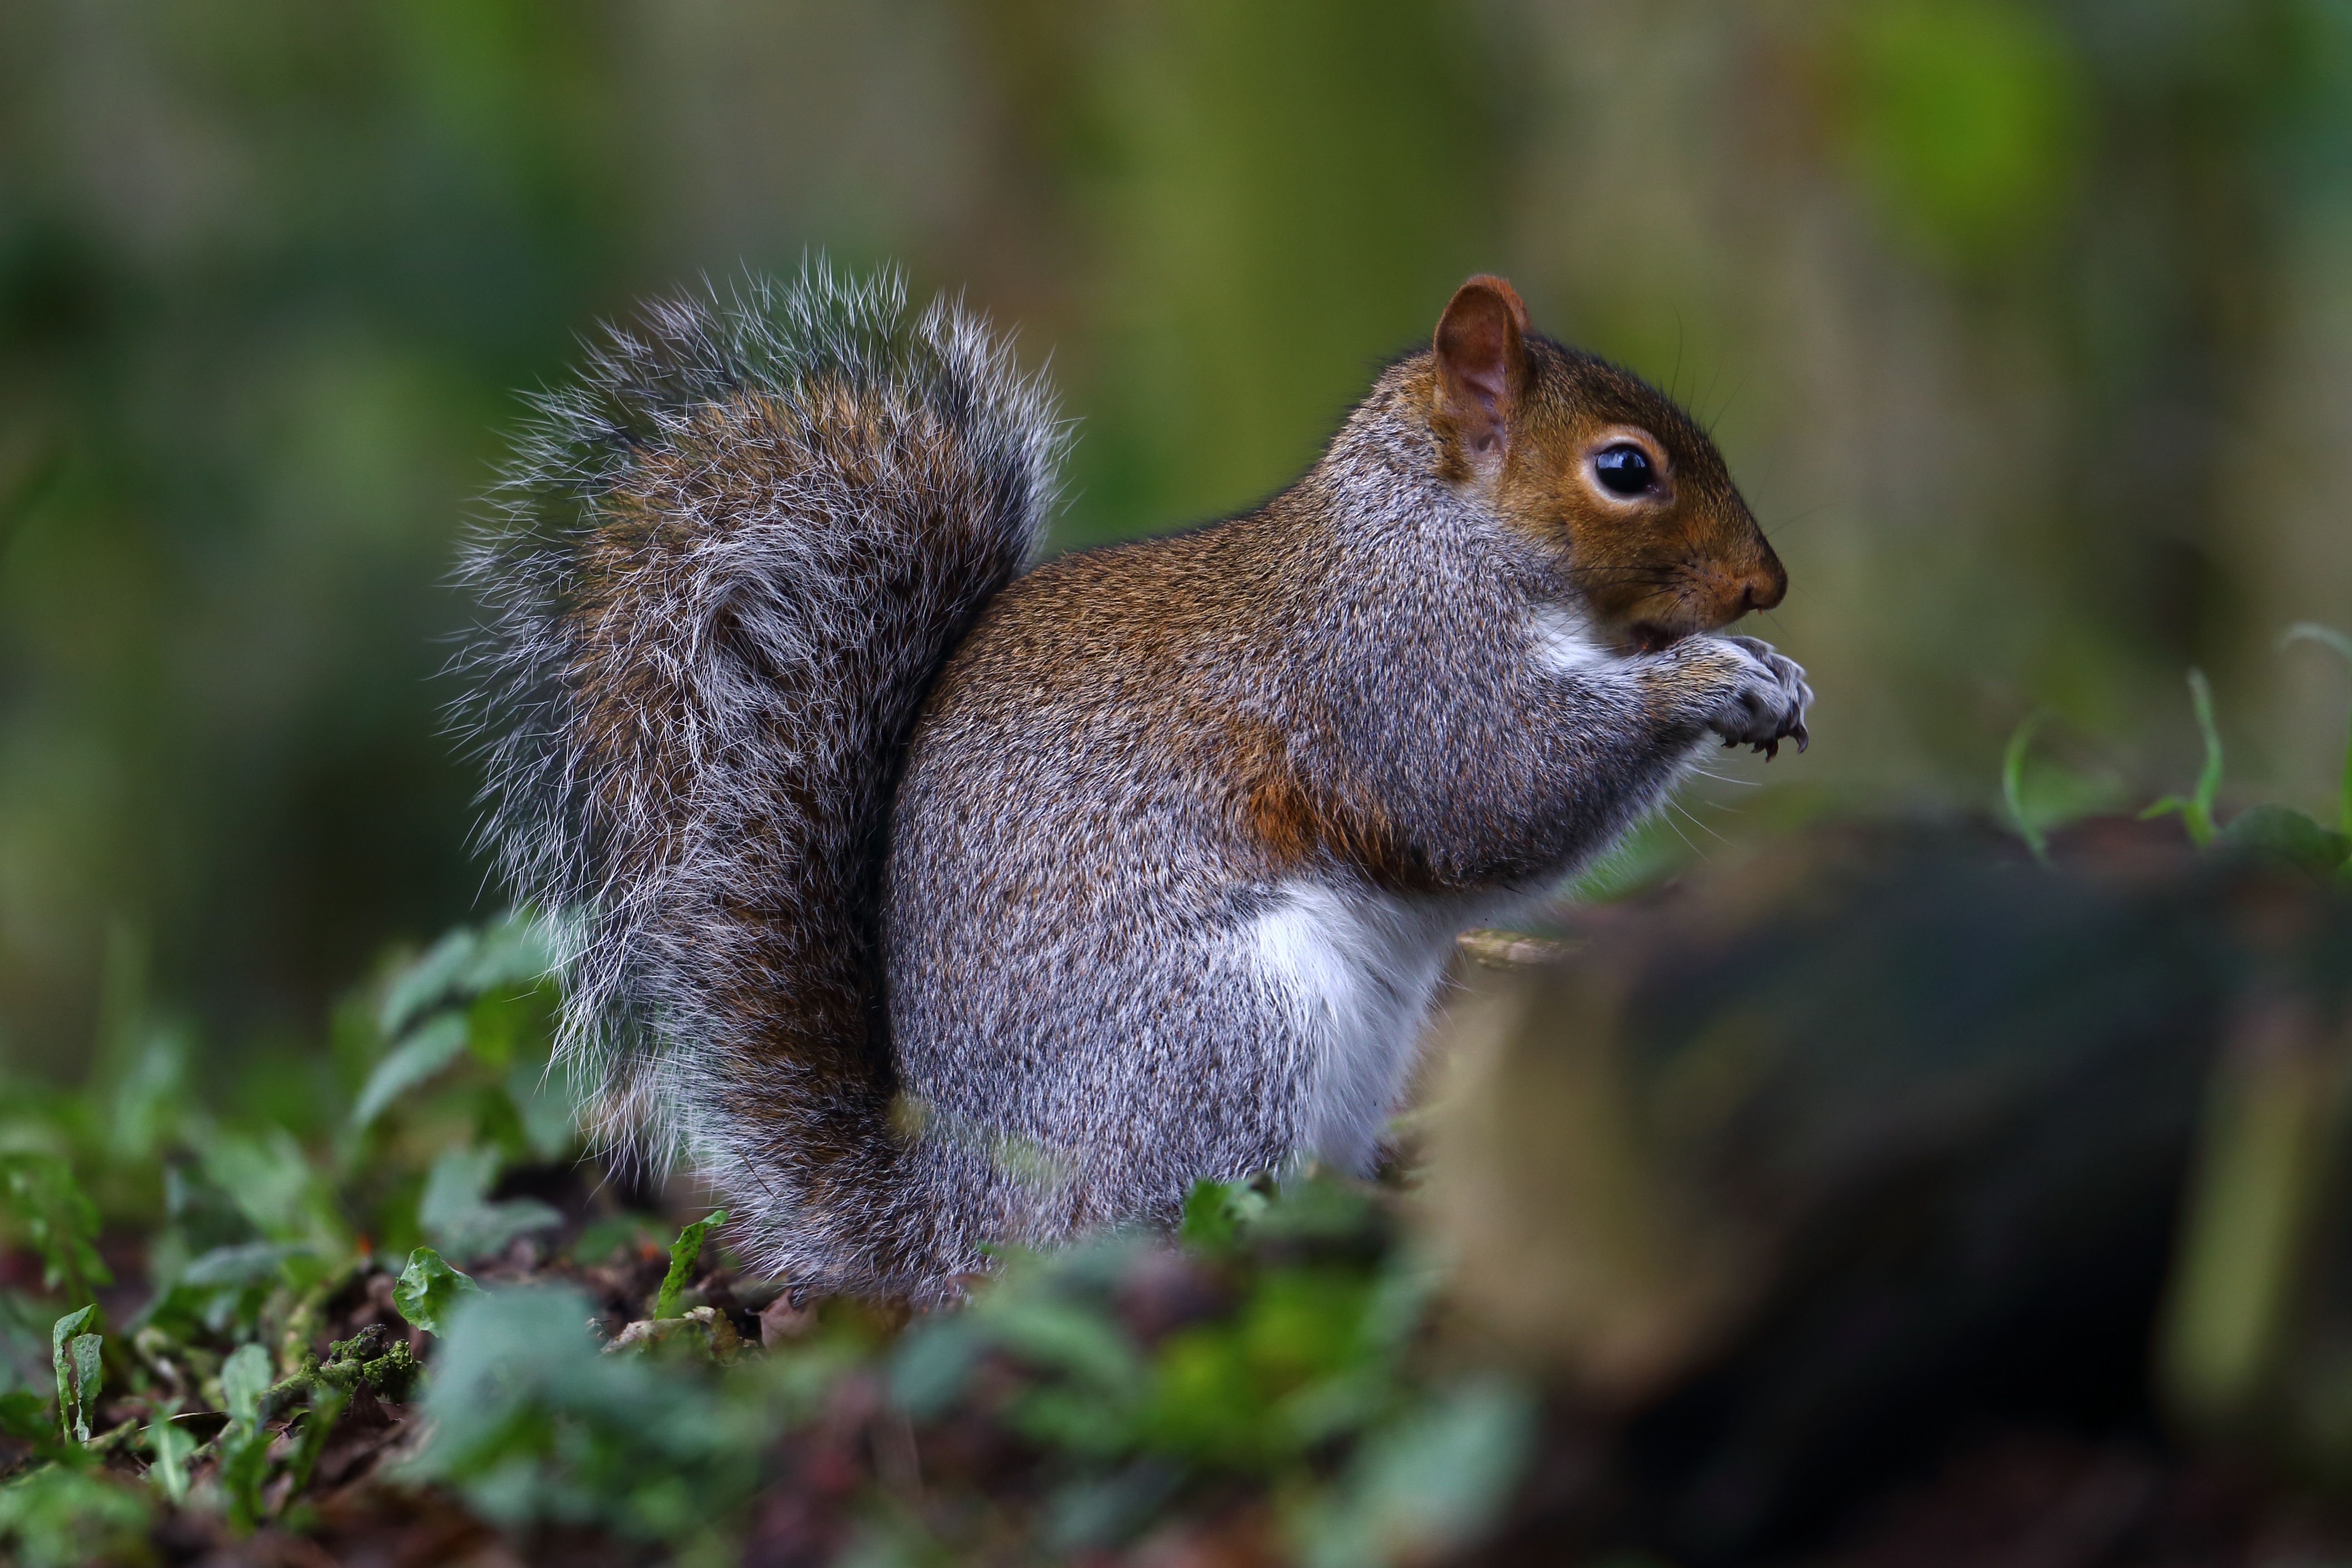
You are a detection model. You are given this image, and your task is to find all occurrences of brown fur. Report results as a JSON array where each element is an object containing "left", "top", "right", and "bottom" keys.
[
  {"left": 1230, "top": 715, "right": 1463, "bottom": 896},
  {"left": 1420, "top": 277, "right": 1785, "bottom": 650}
]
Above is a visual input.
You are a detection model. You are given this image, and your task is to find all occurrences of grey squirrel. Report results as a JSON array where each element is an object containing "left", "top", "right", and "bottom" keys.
[{"left": 459, "top": 264, "right": 1808, "bottom": 1304}]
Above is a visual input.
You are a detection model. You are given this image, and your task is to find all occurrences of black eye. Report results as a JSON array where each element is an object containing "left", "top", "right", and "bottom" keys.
[{"left": 1593, "top": 443, "right": 1655, "bottom": 497}]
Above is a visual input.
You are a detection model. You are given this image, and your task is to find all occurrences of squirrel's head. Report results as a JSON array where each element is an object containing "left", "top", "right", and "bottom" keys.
[{"left": 1426, "top": 274, "right": 1785, "bottom": 653}]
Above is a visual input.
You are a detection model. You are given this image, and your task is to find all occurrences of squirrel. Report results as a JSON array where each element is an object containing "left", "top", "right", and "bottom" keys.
[{"left": 459, "top": 264, "right": 1808, "bottom": 1305}]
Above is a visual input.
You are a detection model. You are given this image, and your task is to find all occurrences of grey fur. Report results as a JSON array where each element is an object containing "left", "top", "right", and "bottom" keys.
[
  {"left": 459, "top": 266, "right": 1808, "bottom": 1304},
  {"left": 456, "top": 265, "right": 1064, "bottom": 1297}
]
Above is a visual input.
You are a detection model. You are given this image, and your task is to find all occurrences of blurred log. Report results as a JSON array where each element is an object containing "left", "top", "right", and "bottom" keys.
[{"left": 1424, "top": 818, "right": 2352, "bottom": 1564}]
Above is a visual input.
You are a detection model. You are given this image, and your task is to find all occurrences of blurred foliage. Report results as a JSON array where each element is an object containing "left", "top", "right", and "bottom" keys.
[
  {"left": 1833, "top": 0, "right": 2090, "bottom": 263},
  {"left": 0, "top": 911, "right": 1542, "bottom": 1563},
  {"left": 1, "top": 0, "right": 2351, "bottom": 1080}
]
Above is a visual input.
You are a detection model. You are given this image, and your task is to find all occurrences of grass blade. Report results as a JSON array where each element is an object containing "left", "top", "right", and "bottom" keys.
[
  {"left": 2281, "top": 623, "right": 2352, "bottom": 839},
  {"left": 2002, "top": 710, "right": 2053, "bottom": 864}
]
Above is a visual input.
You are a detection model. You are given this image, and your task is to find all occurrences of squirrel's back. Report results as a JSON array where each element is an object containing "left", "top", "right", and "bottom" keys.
[{"left": 457, "top": 266, "right": 1062, "bottom": 1295}]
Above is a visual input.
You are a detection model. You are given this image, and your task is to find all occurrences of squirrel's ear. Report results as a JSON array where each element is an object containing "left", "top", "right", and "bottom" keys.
[{"left": 1434, "top": 274, "right": 1530, "bottom": 458}]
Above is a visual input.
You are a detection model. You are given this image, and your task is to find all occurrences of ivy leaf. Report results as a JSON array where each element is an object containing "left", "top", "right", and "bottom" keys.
[
  {"left": 653, "top": 1210, "right": 726, "bottom": 1321},
  {"left": 393, "top": 1246, "right": 483, "bottom": 1336}
]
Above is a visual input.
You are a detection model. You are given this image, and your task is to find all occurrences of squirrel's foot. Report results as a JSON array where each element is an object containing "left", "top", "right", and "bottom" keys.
[{"left": 1699, "top": 635, "right": 1812, "bottom": 760}]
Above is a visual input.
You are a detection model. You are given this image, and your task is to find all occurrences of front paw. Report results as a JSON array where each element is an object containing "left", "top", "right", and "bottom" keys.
[{"left": 1699, "top": 635, "right": 1812, "bottom": 760}]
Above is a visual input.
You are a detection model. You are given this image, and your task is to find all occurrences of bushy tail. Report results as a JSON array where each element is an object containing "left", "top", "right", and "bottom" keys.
[{"left": 456, "top": 265, "right": 1063, "bottom": 1296}]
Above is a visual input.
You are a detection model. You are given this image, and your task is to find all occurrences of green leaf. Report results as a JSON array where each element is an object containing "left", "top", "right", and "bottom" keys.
[
  {"left": 193, "top": 1124, "right": 344, "bottom": 1249},
  {"left": 49, "top": 1307, "right": 98, "bottom": 1445},
  {"left": 350, "top": 1011, "right": 470, "bottom": 1128},
  {"left": 145, "top": 1405, "right": 196, "bottom": 1505},
  {"left": 461, "top": 913, "right": 558, "bottom": 999},
  {"left": 0, "top": 1391, "right": 48, "bottom": 1445},
  {"left": 0, "top": 1465, "right": 153, "bottom": 1568},
  {"left": 653, "top": 1210, "right": 727, "bottom": 1320},
  {"left": 400, "top": 1284, "right": 739, "bottom": 1537},
  {"left": 176, "top": 1240, "right": 312, "bottom": 1289},
  {"left": 220, "top": 1341, "right": 273, "bottom": 1426},
  {"left": 137, "top": 1242, "right": 318, "bottom": 1344},
  {"left": 393, "top": 1245, "right": 483, "bottom": 1335},
  {"left": 2283, "top": 622, "right": 2352, "bottom": 663},
  {"left": 2219, "top": 804, "right": 2352, "bottom": 874},
  {"left": 982, "top": 1294, "right": 1145, "bottom": 1397},
  {"left": 1178, "top": 1178, "right": 1268, "bottom": 1253},
  {"left": 107, "top": 1026, "right": 190, "bottom": 1163},
  {"left": 217, "top": 1413, "right": 274, "bottom": 1533},
  {"left": 417, "top": 1146, "right": 562, "bottom": 1262},
  {"left": 505, "top": 1058, "right": 580, "bottom": 1162},
  {"left": 378, "top": 928, "right": 480, "bottom": 1041},
  {"left": 890, "top": 1315, "right": 989, "bottom": 1418},
  {"left": 1, "top": 1155, "right": 113, "bottom": 1299},
  {"left": 1298, "top": 1377, "right": 1537, "bottom": 1568},
  {"left": 378, "top": 915, "right": 555, "bottom": 1042}
]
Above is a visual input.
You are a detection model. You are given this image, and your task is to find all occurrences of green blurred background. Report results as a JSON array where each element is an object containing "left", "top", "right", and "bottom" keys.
[{"left": 2, "top": 0, "right": 2349, "bottom": 1080}]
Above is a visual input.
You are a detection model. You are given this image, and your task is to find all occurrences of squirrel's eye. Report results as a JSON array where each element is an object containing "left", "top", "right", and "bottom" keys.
[{"left": 1594, "top": 444, "right": 1655, "bottom": 497}]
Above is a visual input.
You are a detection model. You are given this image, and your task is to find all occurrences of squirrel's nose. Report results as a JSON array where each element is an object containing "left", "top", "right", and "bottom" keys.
[{"left": 1738, "top": 549, "right": 1788, "bottom": 615}]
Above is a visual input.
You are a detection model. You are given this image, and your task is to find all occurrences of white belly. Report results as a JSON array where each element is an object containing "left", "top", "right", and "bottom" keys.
[{"left": 1247, "top": 881, "right": 1496, "bottom": 1172}]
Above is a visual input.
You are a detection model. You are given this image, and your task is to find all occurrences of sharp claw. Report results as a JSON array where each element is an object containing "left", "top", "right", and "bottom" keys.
[
  {"left": 1763, "top": 737, "right": 1779, "bottom": 762},
  {"left": 1793, "top": 720, "right": 1810, "bottom": 753}
]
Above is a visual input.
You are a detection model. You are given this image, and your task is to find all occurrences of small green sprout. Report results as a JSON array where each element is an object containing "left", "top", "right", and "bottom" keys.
[
  {"left": 2281, "top": 622, "right": 2352, "bottom": 840},
  {"left": 2002, "top": 709, "right": 2053, "bottom": 864},
  {"left": 2141, "top": 668, "right": 2224, "bottom": 847}
]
